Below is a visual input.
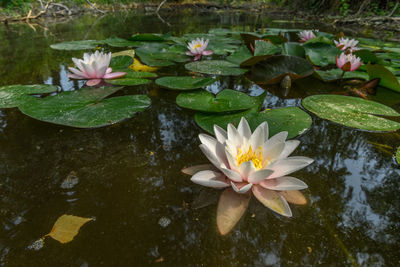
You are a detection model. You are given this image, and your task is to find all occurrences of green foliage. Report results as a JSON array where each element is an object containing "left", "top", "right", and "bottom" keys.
[{"left": 339, "top": 0, "right": 350, "bottom": 16}]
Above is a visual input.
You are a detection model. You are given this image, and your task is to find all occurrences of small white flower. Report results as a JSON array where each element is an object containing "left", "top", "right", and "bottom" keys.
[
  {"left": 334, "top": 37, "right": 359, "bottom": 52},
  {"left": 298, "top": 30, "right": 318, "bottom": 42},
  {"left": 186, "top": 38, "right": 213, "bottom": 61}
]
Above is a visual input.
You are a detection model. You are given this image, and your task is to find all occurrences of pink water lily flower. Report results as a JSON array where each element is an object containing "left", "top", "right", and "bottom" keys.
[
  {"left": 336, "top": 52, "right": 362, "bottom": 72},
  {"left": 334, "top": 37, "right": 359, "bottom": 52},
  {"left": 186, "top": 38, "right": 213, "bottom": 61},
  {"left": 298, "top": 30, "right": 317, "bottom": 42},
  {"left": 183, "top": 117, "right": 313, "bottom": 218},
  {"left": 68, "top": 51, "right": 126, "bottom": 86}
]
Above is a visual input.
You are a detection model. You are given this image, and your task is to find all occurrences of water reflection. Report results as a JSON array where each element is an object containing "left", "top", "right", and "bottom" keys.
[{"left": 0, "top": 9, "right": 399, "bottom": 267}]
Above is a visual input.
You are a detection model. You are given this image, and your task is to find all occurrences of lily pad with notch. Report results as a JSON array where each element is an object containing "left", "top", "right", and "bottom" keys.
[
  {"left": 240, "top": 40, "right": 282, "bottom": 66},
  {"left": 0, "top": 84, "right": 58, "bottom": 108},
  {"left": 18, "top": 86, "right": 151, "bottom": 128},
  {"left": 185, "top": 60, "right": 248, "bottom": 76},
  {"left": 50, "top": 40, "right": 102, "bottom": 50},
  {"left": 155, "top": 76, "right": 215, "bottom": 90},
  {"left": 176, "top": 89, "right": 256, "bottom": 112},
  {"left": 366, "top": 63, "right": 400, "bottom": 93},
  {"left": 302, "top": 94, "right": 400, "bottom": 131},
  {"left": 314, "top": 69, "right": 369, "bottom": 82},
  {"left": 106, "top": 69, "right": 156, "bottom": 86},
  {"left": 248, "top": 55, "right": 314, "bottom": 85},
  {"left": 303, "top": 42, "right": 339, "bottom": 67}
]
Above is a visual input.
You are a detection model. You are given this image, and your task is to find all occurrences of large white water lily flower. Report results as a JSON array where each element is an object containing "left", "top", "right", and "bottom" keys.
[
  {"left": 68, "top": 51, "right": 126, "bottom": 86},
  {"left": 186, "top": 38, "right": 213, "bottom": 61},
  {"left": 183, "top": 117, "right": 313, "bottom": 218}
]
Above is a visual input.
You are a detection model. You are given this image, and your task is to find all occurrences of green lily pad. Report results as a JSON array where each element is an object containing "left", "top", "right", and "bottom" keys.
[
  {"left": 130, "top": 33, "right": 167, "bottom": 42},
  {"left": 239, "top": 40, "right": 281, "bottom": 66},
  {"left": 104, "top": 37, "right": 140, "bottom": 47},
  {"left": 314, "top": 69, "right": 369, "bottom": 82},
  {"left": 248, "top": 55, "right": 314, "bottom": 84},
  {"left": 195, "top": 106, "right": 312, "bottom": 139},
  {"left": 50, "top": 40, "right": 101, "bottom": 50},
  {"left": 106, "top": 69, "right": 156, "bottom": 86},
  {"left": 176, "top": 89, "right": 256, "bottom": 112},
  {"left": 185, "top": 60, "right": 248, "bottom": 76},
  {"left": 135, "top": 43, "right": 183, "bottom": 67},
  {"left": 303, "top": 36, "right": 333, "bottom": 45},
  {"left": 303, "top": 42, "right": 339, "bottom": 66},
  {"left": 155, "top": 76, "right": 215, "bottom": 90},
  {"left": 226, "top": 45, "right": 253, "bottom": 66},
  {"left": 109, "top": 55, "right": 133, "bottom": 70},
  {"left": 0, "top": 84, "right": 58, "bottom": 108},
  {"left": 366, "top": 64, "right": 400, "bottom": 93},
  {"left": 354, "top": 49, "right": 378, "bottom": 64},
  {"left": 18, "top": 86, "right": 151, "bottom": 128},
  {"left": 282, "top": 42, "right": 305, "bottom": 58},
  {"left": 396, "top": 146, "right": 400, "bottom": 165},
  {"left": 302, "top": 94, "right": 400, "bottom": 131}
]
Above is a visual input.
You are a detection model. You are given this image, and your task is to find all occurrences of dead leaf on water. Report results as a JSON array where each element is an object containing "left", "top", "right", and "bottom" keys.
[
  {"left": 280, "top": 190, "right": 307, "bottom": 205},
  {"left": 44, "top": 214, "right": 93, "bottom": 244}
]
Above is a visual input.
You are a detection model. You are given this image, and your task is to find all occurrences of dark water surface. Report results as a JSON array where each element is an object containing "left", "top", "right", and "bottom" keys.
[{"left": 0, "top": 10, "right": 399, "bottom": 267}]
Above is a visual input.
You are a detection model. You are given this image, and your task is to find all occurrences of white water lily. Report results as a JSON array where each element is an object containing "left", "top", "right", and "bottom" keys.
[
  {"left": 186, "top": 38, "right": 213, "bottom": 61},
  {"left": 298, "top": 30, "right": 317, "bottom": 42},
  {"left": 334, "top": 37, "right": 359, "bottom": 52},
  {"left": 183, "top": 117, "right": 313, "bottom": 218}
]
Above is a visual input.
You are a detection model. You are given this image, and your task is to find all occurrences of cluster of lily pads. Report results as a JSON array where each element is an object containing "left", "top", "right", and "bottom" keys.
[{"left": 1, "top": 28, "right": 400, "bottom": 235}]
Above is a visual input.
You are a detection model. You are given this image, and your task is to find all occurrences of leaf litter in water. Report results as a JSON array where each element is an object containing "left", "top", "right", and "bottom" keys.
[
  {"left": 44, "top": 215, "right": 93, "bottom": 244},
  {"left": 60, "top": 171, "right": 79, "bottom": 189}
]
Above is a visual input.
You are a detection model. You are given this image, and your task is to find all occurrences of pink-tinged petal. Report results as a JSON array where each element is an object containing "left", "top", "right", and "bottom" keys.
[
  {"left": 72, "top": 58, "right": 85, "bottom": 73},
  {"left": 231, "top": 181, "right": 253, "bottom": 194},
  {"left": 199, "top": 144, "right": 226, "bottom": 170},
  {"left": 249, "top": 122, "right": 267, "bottom": 148},
  {"left": 237, "top": 117, "right": 251, "bottom": 139},
  {"left": 68, "top": 67, "right": 86, "bottom": 78},
  {"left": 191, "top": 170, "right": 229, "bottom": 189},
  {"left": 279, "top": 190, "right": 307, "bottom": 205},
  {"left": 217, "top": 187, "right": 251, "bottom": 235},
  {"left": 237, "top": 161, "right": 255, "bottom": 180},
  {"left": 267, "top": 157, "right": 314, "bottom": 179},
  {"left": 181, "top": 164, "right": 218, "bottom": 175},
  {"left": 186, "top": 51, "right": 194, "bottom": 56},
  {"left": 194, "top": 54, "right": 202, "bottom": 61},
  {"left": 81, "top": 63, "right": 95, "bottom": 78},
  {"left": 220, "top": 167, "right": 243, "bottom": 183},
  {"left": 214, "top": 124, "right": 227, "bottom": 143},
  {"left": 248, "top": 169, "right": 274, "bottom": 184},
  {"left": 103, "top": 72, "right": 126, "bottom": 79},
  {"left": 263, "top": 142, "right": 285, "bottom": 164},
  {"left": 278, "top": 140, "right": 300, "bottom": 160},
  {"left": 252, "top": 185, "right": 292, "bottom": 217},
  {"left": 202, "top": 50, "right": 213, "bottom": 56},
  {"left": 106, "top": 67, "right": 112, "bottom": 74},
  {"left": 86, "top": 79, "right": 102, "bottom": 86},
  {"left": 67, "top": 73, "right": 84, "bottom": 79},
  {"left": 260, "top": 176, "right": 308, "bottom": 191},
  {"left": 350, "top": 61, "right": 361, "bottom": 72}
]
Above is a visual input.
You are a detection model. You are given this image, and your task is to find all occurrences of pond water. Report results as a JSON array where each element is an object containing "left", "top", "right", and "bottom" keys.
[{"left": 1, "top": 10, "right": 400, "bottom": 267}]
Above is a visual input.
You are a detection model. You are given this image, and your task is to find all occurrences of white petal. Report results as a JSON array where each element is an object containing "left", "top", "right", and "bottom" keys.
[
  {"left": 225, "top": 148, "right": 238, "bottom": 170},
  {"left": 220, "top": 168, "right": 243, "bottom": 183},
  {"left": 213, "top": 125, "right": 227, "bottom": 143},
  {"left": 182, "top": 164, "right": 218, "bottom": 175},
  {"left": 68, "top": 67, "right": 86, "bottom": 78},
  {"left": 199, "top": 134, "right": 217, "bottom": 151},
  {"left": 269, "top": 131, "right": 288, "bottom": 143},
  {"left": 260, "top": 176, "right": 308, "bottom": 191},
  {"left": 263, "top": 142, "right": 285, "bottom": 164},
  {"left": 249, "top": 122, "right": 267, "bottom": 148},
  {"left": 237, "top": 117, "right": 251, "bottom": 139},
  {"left": 252, "top": 185, "right": 292, "bottom": 217},
  {"left": 227, "top": 123, "right": 242, "bottom": 147},
  {"left": 237, "top": 161, "right": 255, "bottom": 180},
  {"left": 199, "top": 144, "right": 225, "bottom": 169},
  {"left": 248, "top": 169, "right": 274, "bottom": 184},
  {"left": 267, "top": 157, "right": 314, "bottom": 179},
  {"left": 191, "top": 170, "right": 229, "bottom": 188},
  {"left": 231, "top": 181, "right": 252, "bottom": 194},
  {"left": 278, "top": 140, "right": 300, "bottom": 160}
]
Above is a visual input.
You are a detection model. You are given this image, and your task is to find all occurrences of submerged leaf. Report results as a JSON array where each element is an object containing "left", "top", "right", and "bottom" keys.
[
  {"left": 279, "top": 190, "right": 307, "bottom": 205},
  {"left": 252, "top": 185, "right": 292, "bottom": 217},
  {"left": 217, "top": 188, "right": 251, "bottom": 235},
  {"left": 192, "top": 188, "right": 220, "bottom": 209},
  {"left": 302, "top": 95, "right": 400, "bottom": 131},
  {"left": 45, "top": 215, "right": 92, "bottom": 243}
]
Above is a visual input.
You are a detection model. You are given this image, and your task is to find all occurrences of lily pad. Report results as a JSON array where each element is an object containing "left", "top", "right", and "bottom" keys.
[
  {"left": 240, "top": 41, "right": 281, "bottom": 66},
  {"left": 130, "top": 33, "right": 167, "bottom": 42},
  {"left": 302, "top": 94, "right": 400, "bottom": 131},
  {"left": 155, "top": 76, "right": 215, "bottom": 90},
  {"left": 314, "top": 69, "right": 369, "bottom": 82},
  {"left": 135, "top": 43, "right": 179, "bottom": 67},
  {"left": 109, "top": 55, "right": 133, "bottom": 70},
  {"left": 104, "top": 37, "right": 140, "bottom": 47},
  {"left": 176, "top": 89, "right": 256, "bottom": 112},
  {"left": 195, "top": 92, "right": 312, "bottom": 138},
  {"left": 226, "top": 45, "right": 253, "bottom": 66},
  {"left": 18, "top": 86, "right": 151, "bottom": 128},
  {"left": 50, "top": 40, "right": 101, "bottom": 50},
  {"left": 185, "top": 60, "right": 248, "bottom": 76},
  {"left": 282, "top": 42, "right": 305, "bottom": 58},
  {"left": 396, "top": 146, "right": 400, "bottom": 165},
  {"left": 0, "top": 84, "right": 58, "bottom": 108},
  {"left": 248, "top": 55, "right": 314, "bottom": 84},
  {"left": 354, "top": 49, "right": 378, "bottom": 64},
  {"left": 366, "top": 64, "right": 400, "bottom": 93},
  {"left": 106, "top": 69, "right": 155, "bottom": 86},
  {"left": 303, "top": 42, "right": 339, "bottom": 66}
]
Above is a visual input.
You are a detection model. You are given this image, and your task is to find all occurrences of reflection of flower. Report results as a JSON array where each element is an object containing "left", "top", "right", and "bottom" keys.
[
  {"left": 68, "top": 51, "right": 126, "bottom": 86},
  {"left": 336, "top": 53, "right": 362, "bottom": 72},
  {"left": 186, "top": 117, "right": 313, "bottom": 217},
  {"left": 334, "top": 38, "right": 359, "bottom": 52},
  {"left": 186, "top": 38, "right": 213, "bottom": 61},
  {"left": 298, "top": 30, "right": 317, "bottom": 42}
]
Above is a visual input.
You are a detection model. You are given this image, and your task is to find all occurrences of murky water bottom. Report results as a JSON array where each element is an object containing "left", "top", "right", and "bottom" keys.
[{"left": 0, "top": 10, "right": 399, "bottom": 266}]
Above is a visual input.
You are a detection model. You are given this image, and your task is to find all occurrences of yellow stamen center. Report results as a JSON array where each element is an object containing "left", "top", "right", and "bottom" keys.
[
  {"left": 236, "top": 146, "right": 264, "bottom": 170},
  {"left": 193, "top": 43, "right": 202, "bottom": 49}
]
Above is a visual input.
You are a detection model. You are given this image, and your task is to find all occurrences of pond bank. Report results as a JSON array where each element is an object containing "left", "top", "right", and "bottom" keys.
[{"left": 0, "top": 1, "right": 399, "bottom": 41}]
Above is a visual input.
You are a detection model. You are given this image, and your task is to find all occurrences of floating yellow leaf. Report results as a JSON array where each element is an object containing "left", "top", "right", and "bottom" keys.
[
  {"left": 44, "top": 214, "right": 93, "bottom": 244},
  {"left": 130, "top": 58, "right": 159, "bottom": 72},
  {"left": 112, "top": 49, "right": 135, "bottom": 59},
  {"left": 280, "top": 190, "right": 307, "bottom": 205}
]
